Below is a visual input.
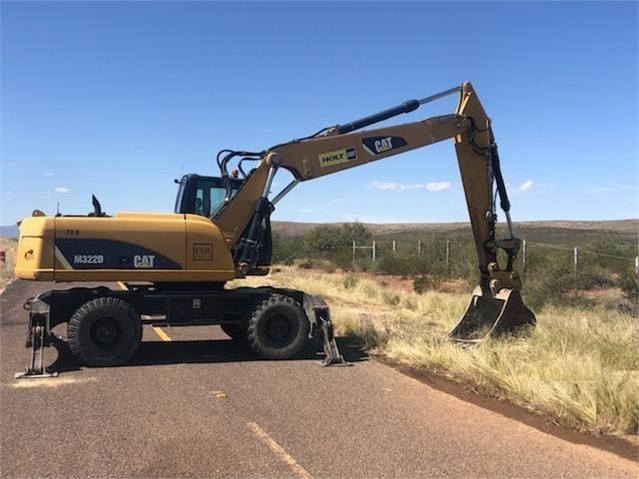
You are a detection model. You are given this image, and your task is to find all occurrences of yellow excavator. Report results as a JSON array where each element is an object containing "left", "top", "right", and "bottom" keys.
[{"left": 15, "top": 81, "right": 536, "bottom": 378}]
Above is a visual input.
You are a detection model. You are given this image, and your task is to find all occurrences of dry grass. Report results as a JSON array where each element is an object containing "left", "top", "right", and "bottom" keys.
[
  {"left": 0, "top": 237, "right": 18, "bottom": 291},
  {"left": 233, "top": 265, "right": 639, "bottom": 438}
]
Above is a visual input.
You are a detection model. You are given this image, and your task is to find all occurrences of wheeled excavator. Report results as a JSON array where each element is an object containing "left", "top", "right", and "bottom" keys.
[{"left": 14, "top": 81, "right": 536, "bottom": 378}]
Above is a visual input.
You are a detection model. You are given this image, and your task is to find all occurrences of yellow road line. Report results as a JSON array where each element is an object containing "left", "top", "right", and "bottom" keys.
[
  {"left": 152, "top": 326, "right": 172, "bottom": 342},
  {"left": 117, "top": 282, "right": 171, "bottom": 341},
  {"left": 247, "top": 422, "right": 313, "bottom": 479}
]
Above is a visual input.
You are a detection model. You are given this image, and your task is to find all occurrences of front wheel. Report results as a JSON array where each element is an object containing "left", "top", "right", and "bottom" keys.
[
  {"left": 248, "top": 294, "right": 309, "bottom": 360},
  {"left": 67, "top": 297, "right": 142, "bottom": 367}
]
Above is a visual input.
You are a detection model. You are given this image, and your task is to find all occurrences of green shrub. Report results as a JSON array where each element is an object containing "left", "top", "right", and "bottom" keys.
[
  {"left": 413, "top": 274, "right": 444, "bottom": 294},
  {"left": 272, "top": 232, "right": 305, "bottom": 264},
  {"left": 342, "top": 274, "right": 359, "bottom": 289},
  {"left": 523, "top": 263, "right": 596, "bottom": 310},
  {"left": 304, "top": 222, "right": 371, "bottom": 258},
  {"left": 297, "top": 259, "right": 314, "bottom": 270},
  {"left": 619, "top": 267, "right": 639, "bottom": 302},
  {"left": 319, "top": 260, "right": 337, "bottom": 274}
]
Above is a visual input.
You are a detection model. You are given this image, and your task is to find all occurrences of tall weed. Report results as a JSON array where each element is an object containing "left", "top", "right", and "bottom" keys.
[{"left": 233, "top": 266, "right": 639, "bottom": 437}]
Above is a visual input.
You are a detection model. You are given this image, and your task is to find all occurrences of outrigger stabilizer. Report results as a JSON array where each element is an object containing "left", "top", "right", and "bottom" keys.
[{"left": 14, "top": 295, "right": 58, "bottom": 379}]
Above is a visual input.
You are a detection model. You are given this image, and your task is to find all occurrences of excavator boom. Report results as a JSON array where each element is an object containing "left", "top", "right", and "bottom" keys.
[{"left": 215, "top": 81, "right": 536, "bottom": 341}]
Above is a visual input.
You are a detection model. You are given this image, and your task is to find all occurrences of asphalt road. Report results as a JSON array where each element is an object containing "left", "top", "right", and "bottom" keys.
[{"left": 1, "top": 280, "right": 637, "bottom": 479}]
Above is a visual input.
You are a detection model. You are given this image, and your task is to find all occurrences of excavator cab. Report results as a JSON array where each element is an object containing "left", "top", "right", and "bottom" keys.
[
  {"left": 174, "top": 173, "right": 274, "bottom": 272},
  {"left": 174, "top": 174, "right": 244, "bottom": 218}
]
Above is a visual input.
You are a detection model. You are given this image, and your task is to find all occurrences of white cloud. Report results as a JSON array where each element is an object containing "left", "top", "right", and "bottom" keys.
[
  {"left": 426, "top": 182, "right": 451, "bottom": 191},
  {"left": 55, "top": 187, "right": 70, "bottom": 193},
  {"left": 368, "top": 181, "right": 420, "bottom": 191},
  {"left": 369, "top": 180, "right": 451, "bottom": 192},
  {"left": 43, "top": 172, "right": 54, "bottom": 177},
  {"left": 518, "top": 180, "right": 534, "bottom": 192},
  {"left": 298, "top": 208, "right": 316, "bottom": 214}
]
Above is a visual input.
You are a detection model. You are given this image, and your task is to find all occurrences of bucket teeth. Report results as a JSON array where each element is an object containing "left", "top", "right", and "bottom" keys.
[{"left": 449, "top": 286, "right": 536, "bottom": 343}]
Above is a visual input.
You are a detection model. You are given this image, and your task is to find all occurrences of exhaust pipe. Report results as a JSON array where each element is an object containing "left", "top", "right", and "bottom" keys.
[{"left": 449, "top": 286, "right": 536, "bottom": 343}]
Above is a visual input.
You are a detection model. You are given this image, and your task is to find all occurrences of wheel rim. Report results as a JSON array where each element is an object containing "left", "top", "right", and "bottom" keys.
[
  {"left": 261, "top": 313, "right": 298, "bottom": 348},
  {"left": 90, "top": 317, "right": 121, "bottom": 348}
]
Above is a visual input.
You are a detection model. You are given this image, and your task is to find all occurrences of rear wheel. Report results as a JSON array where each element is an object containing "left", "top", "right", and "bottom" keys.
[
  {"left": 248, "top": 294, "right": 309, "bottom": 360},
  {"left": 67, "top": 297, "right": 142, "bottom": 367}
]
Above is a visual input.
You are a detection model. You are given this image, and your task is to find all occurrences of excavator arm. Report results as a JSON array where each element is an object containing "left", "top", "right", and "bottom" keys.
[{"left": 213, "top": 81, "right": 536, "bottom": 341}]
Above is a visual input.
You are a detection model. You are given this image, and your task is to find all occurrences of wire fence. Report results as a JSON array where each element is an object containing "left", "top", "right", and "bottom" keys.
[{"left": 351, "top": 238, "right": 639, "bottom": 285}]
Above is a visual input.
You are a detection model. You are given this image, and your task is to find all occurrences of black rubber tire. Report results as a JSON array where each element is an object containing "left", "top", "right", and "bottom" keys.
[
  {"left": 220, "top": 322, "right": 249, "bottom": 341},
  {"left": 67, "top": 297, "right": 142, "bottom": 367},
  {"left": 248, "top": 294, "right": 309, "bottom": 360}
]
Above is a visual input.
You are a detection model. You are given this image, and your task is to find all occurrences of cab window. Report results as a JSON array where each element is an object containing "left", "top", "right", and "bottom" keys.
[
  {"left": 175, "top": 175, "right": 243, "bottom": 218},
  {"left": 195, "top": 184, "right": 229, "bottom": 217}
]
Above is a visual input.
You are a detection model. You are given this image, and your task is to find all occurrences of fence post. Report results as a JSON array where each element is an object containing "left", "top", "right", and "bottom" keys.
[
  {"left": 372, "top": 241, "right": 376, "bottom": 262},
  {"left": 635, "top": 256, "right": 638, "bottom": 299},
  {"left": 352, "top": 240, "right": 356, "bottom": 259},
  {"left": 418, "top": 240, "right": 421, "bottom": 257},
  {"left": 392, "top": 240, "right": 396, "bottom": 253},
  {"left": 446, "top": 239, "right": 450, "bottom": 275},
  {"left": 573, "top": 247, "right": 578, "bottom": 278},
  {"left": 522, "top": 239, "right": 527, "bottom": 273}
]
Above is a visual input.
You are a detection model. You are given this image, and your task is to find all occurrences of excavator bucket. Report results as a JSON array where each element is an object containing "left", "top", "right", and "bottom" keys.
[{"left": 449, "top": 286, "right": 536, "bottom": 343}]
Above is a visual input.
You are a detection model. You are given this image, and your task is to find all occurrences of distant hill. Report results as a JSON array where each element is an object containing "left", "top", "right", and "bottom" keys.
[
  {"left": 0, "top": 225, "right": 18, "bottom": 238},
  {"left": 1, "top": 219, "right": 636, "bottom": 242},
  {"left": 272, "top": 219, "right": 639, "bottom": 238}
]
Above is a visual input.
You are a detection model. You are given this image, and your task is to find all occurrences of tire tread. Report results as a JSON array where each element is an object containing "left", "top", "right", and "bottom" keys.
[{"left": 67, "top": 296, "right": 142, "bottom": 367}]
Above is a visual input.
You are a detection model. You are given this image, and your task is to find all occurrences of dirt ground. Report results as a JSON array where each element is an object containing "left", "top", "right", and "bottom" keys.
[{"left": 356, "top": 271, "right": 470, "bottom": 295}]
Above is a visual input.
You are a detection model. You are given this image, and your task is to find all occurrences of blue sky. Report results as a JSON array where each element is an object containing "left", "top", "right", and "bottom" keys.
[{"left": 1, "top": 1, "right": 637, "bottom": 226}]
